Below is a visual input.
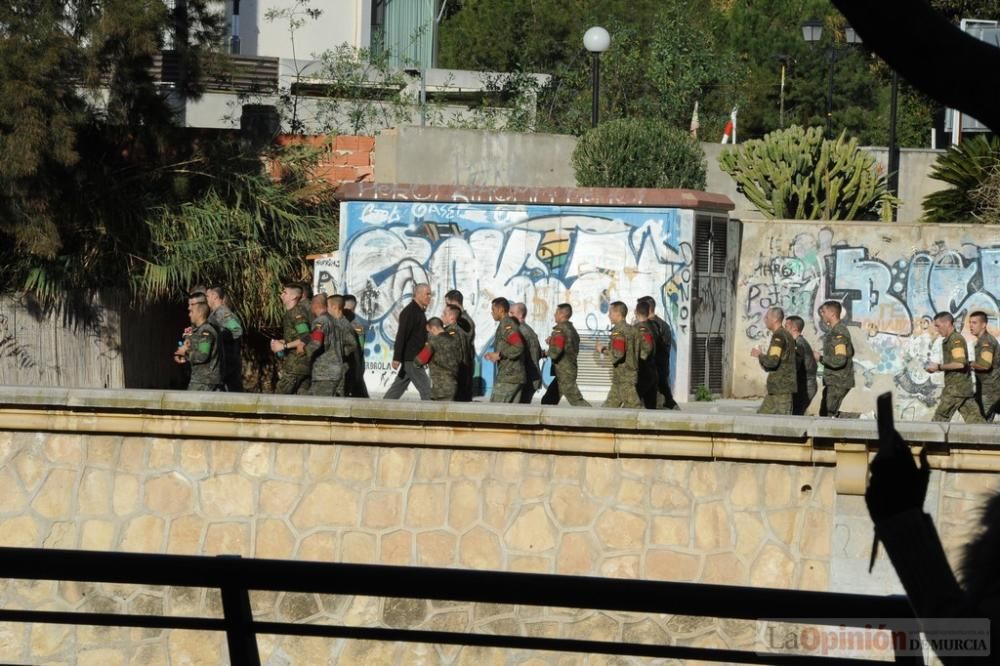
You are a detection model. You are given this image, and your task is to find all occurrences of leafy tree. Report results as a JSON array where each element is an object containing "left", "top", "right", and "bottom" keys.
[{"left": 922, "top": 135, "right": 1000, "bottom": 223}]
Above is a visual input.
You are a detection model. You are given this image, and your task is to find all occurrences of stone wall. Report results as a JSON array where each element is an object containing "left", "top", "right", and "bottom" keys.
[
  {"left": 731, "top": 219, "right": 1000, "bottom": 420},
  {"left": 0, "top": 388, "right": 996, "bottom": 664}
]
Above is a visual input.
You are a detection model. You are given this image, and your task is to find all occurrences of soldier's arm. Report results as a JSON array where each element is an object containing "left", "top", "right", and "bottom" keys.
[
  {"left": 819, "top": 334, "right": 851, "bottom": 369},
  {"left": 547, "top": 328, "right": 566, "bottom": 361},
  {"left": 803, "top": 342, "right": 819, "bottom": 375},
  {"left": 609, "top": 331, "right": 626, "bottom": 365},
  {"left": 970, "top": 340, "right": 993, "bottom": 372},
  {"left": 224, "top": 313, "right": 243, "bottom": 341},
  {"left": 305, "top": 322, "right": 326, "bottom": 356},
  {"left": 188, "top": 332, "right": 215, "bottom": 366},
  {"left": 639, "top": 328, "right": 654, "bottom": 361},
  {"left": 414, "top": 341, "right": 433, "bottom": 367},
  {"left": 497, "top": 324, "right": 524, "bottom": 361},
  {"left": 342, "top": 325, "right": 360, "bottom": 358},
  {"left": 940, "top": 340, "right": 969, "bottom": 371},
  {"left": 758, "top": 334, "right": 784, "bottom": 371}
]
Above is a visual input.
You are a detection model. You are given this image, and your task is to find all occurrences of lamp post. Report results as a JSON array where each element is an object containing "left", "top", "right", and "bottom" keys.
[
  {"left": 583, "top": 26, "right": 610, "bottom": 128},
  {"left": 801, "top": 19, "right": 861, "bottom": 139},
  {"left": 887, "top": 71, "right": 900, "bottom": 220}
]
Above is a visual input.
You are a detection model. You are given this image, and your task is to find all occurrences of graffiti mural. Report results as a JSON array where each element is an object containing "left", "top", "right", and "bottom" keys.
[
  {"left": 339, "top": 201, "right": 696, "bottom": 397},
  {"left": 737, "top": 223, "right": 1000, "bottom": 420}
]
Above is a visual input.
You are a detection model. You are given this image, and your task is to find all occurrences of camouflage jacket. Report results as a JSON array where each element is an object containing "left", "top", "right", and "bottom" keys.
[
  {"left": 281, "top": 302, "right": 313, "bottom": 376},
  {"left": 608, "top": 321, "right": 639, "bottom": 379},
  {"left": 188, "top": 322, "right": 222, "bottom": 388},
  {"left": 635, "top": 321, "right": 658, "bottom": 388},
  {"left": 519, "top": 321, "right": 543, "bottom": 390},
  {"left": 445, "top": 323, "right": 472, "bottom": 374},
  {"left": 209, "top": 304, "right": 242, "bottom": 374},
  {"left": 758, "top": 327, "right": 797, "bottom": 395},
  {"left": 458, "top": 310, "right": 476, "bottom": 347},
  {"left": 305, "top": 312, "right": 345, "bottom": 382},
  {"left": 333, "top": 316, "right": 360, "bottom": 366},
  {"left": 493, "top": 316, "right": 526, "bottom": 385},
  {"left": 415, "top": 328, "right": 462, "bottom": 399},
  {"left": 941, "top": 331, "right": 973, "bottom": 398},
  {"left": 818, "top": 321, "right": 855, "bottom": 388},
  {"left": 974, "top": 331, "right": 1000, "bottom": 397},
  {"left": 547, "top": 320, "right": 581, "bottom": 379}
]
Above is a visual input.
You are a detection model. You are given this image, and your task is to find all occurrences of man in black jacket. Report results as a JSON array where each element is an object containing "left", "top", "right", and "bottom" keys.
[{"left": 384, "top": 283, "right": 432, "bottom": 400}]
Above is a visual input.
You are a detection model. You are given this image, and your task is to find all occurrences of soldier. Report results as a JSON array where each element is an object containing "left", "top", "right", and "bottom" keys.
[
  {"left": 270, "top": 282, "right": 313, "bottom": 395},
  {"left": 926, "top": 311, "right": 986, "bottom": 423},
  {"left": 443, "top": 304, "right": 473, "bottom": 402},
  {"left": 306, "top": 294, "right": 347, "bottom": 397},
  {"left": 511, "top": 302, "right": 543, "bottom": 404},
  {"left": 639, "top": 296, "right": 679, "bottom": 409},
  {"left": 343, "top": 294, "right": 369, "bottom": 398},
  {"left": 784, "top": 315, "right": 817, "bottom": 415},
  {"left": 970, "top": 310, "right": 1000, "bottom": 421},
  {"left": 541, "top": 303, "right": 590, "bottom": 406},
  {"left": 597, "top": 301, "right": 642, "bottom": 409},
  {"left": 483, "top": 297, "right": 525, "bottom": 403},
  {"left": 751, "top": 306, "right": 797, "bottom": 415},
  {"left": 327, "top": 295, "right": 360, "bottom": 393},
  {"left": 414, "top": 317, "right": 462, "bottom": 400},
  {"left": 446, "top": 289, "right": 477, "bottom": 400},
  {"left": 175, "top": 302, "right": 223, "bottom": 391},
  {"left": 206, "top": 286, "right": 243, "bottom": 392},
  {"left": 634, "top": 301, "right": 659, "bottom": 409},
  {"left": 813, "top": 301, "right": 856, "bottom": 417}
]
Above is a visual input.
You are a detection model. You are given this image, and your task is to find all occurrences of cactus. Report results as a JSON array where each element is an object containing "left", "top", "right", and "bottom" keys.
[{"left": 718, "top": 125, "right": 899, "bottom": 221}]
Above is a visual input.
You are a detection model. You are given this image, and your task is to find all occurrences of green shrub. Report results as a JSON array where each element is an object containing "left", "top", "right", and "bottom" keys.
[
  {"left": 694, "top": 384, "right": 714, "bottom": 402},
  {"left": 922, "top": 135, "right": 1000, "bottom": 223},
  {"left": 572, "top": 118, "right": 707, "bottom": 189},
  {"left": 718, "top": 125, "right": 898, "bottom": 221}
]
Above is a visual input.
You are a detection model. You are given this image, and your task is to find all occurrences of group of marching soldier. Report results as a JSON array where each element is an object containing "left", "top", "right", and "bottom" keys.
[
  {"left": 753, "top": 301, "right": 999, "bottom": 422},
  {"left": 172, "top": 281, "right": 684, "bottom": 409}
]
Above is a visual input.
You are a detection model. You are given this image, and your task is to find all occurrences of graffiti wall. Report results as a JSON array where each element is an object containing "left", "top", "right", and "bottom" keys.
[
  {"left": 339, "top": 200, "right": 696, "bottom": 398},
  {"left": 733, "top": 220, "right": 1000, "bottom": 420}
]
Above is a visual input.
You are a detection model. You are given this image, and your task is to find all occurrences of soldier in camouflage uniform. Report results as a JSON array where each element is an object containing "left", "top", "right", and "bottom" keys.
[
  {"left": 634, "top": 301, "right": 659, "bottom": 409},
  {"left": 414, "top": 317, "right": 462, "bottom": 400},
  {"left": 446, "top": 290, "right": 477, "bottom": 401},
  {"left": 443, "top": 304, "right": 473, "bottom": 402},
  {"left": 306, "top": 294, "right": 347, "bottom": 397},
  {"left": 598, "top": 301, "right": 642, "bottom": 409},
  {"left": 752, "top": 306, "right": 797, "bottom": 415},
  {"left": 927, "top": 311, "right": 986, "bottom": 423},
  {"left": 511, "top": 302, "right": 543, "bottom": 404},
  {"left": 784, "top": 315, "right": 817, "bottom": 415},
  {"left": 343, "top": 294, "right": 369, "bottom": 398},
  {"left": 176, "top": 302, "right": 223, "bottom": 391},
  {"left": 639, "top": 296, "right": 679, "bottom": 409},
  {"left": 541, "top": 304, "right": 590, "bottom": 406},
  {"left": 484, "top": 297, "right": 525, "bottom": 403},
  {"left": 271, "top": 282, "right": 313, "bottom": 395},
  {"left": 206, "top": 286, "right": 243, "bottom": 392},
  {"left": 970, "top": 310, "right": 1000, "bottom": 421},
  {"left": 813, "top": 300, "right": 855, "bottom": 417},
  {"left": 327, "top": 295, "right": 360, "bottom": 393}
]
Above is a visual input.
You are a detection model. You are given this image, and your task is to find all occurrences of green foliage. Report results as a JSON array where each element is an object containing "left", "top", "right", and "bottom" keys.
[
  {"left": 695, "top": 384, "right": 714, "bottom": 402},
  {"left": 719, "top": 125, "right": 898, "bottom": 220},
  {"left": 572, "top": 119, "right": 707, "bottom": 189},
  {"left": 922, "top": 135, "right": 1000, "bottom": 223}
]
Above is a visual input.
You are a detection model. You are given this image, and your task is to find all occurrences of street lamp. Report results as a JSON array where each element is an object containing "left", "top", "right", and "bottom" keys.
[
  {"left": 801, "top": 19, "right": 862, "bottom": 140},
  {"left": 583, "top": 26, "right": 610, "bottom": 128}
]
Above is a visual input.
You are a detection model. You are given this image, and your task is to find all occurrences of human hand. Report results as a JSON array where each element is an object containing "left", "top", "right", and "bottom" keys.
[
  {"left": 596, "top": 345, "right": 606, "bottom": 355},
  {"left": 484, "top": 352, "right": 500, "bottom": 362},
  {"left": 270, "top": 339, "right": 284, "bottom": 353},
  {"left": 813, "top": 350, "right": 821, "bottom": 362},
  {"left": 391, "top": 360, "right": 400, "bottom": 370},
  {"left": 750, "top": 347, "right": 761, "bottom": 358},
  {"left": 925, "top": 362, "right": 939, "bottom": 373},
  {"left": 865, "top": 434, "right": 930, "bottom": 524}
]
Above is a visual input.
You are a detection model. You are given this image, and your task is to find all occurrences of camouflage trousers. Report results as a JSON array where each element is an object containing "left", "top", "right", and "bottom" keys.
[
  {"left": 431, "top": 378, "right": 458, "bottom": 401},
  {"left": 758, "top": 392, "right": 793, "bottom": 415},
  {"left": 541, "top": 376, "right": 590, "bottom": 407},
  {"left": 490, "top": 381, "right": 522, "bottom": 403},
  {"left": 978, "top": 390, "right": 999, "bottom": 422},
  {"left": 276, "top": 370, "right": 311, "bottom": 396},
  {"left": 188, "top": 382, "right": 223, "bottom": 392},
  {"left": 604, "top": 376, "right": 641, "bottom": 409},
  {"left": 310, "top": 379, "right": 345, "bottom": 397},
  {"left": 819, "top": 385, "right": 851, "bottom": 417},
  {"left": 934, "top": 394, "right": 986, "bottom": 423}
]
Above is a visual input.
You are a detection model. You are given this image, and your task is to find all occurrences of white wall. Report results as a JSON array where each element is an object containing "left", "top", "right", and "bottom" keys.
[{"left": 232, "top": 0, "right": 370, "bottom": 60}]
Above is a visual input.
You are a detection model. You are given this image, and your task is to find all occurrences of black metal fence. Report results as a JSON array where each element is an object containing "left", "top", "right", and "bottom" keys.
[{"left": 0, "top": 546, "right": 922, "bottom": 665}]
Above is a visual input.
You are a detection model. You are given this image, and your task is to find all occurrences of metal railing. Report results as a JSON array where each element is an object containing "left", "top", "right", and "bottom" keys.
[{"left": 0, "top": 546, "right": 921, "bottom": 665}]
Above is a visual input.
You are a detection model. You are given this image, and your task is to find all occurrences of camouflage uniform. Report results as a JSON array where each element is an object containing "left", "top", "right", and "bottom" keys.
[
  {"left": 933, "top": 331, "right": 985, "bottom": 423},
  {"left": 457, "top": 310, "right": 477, "bottom": 401},
  {"left": 447, "top": 322, "right": 474, "bottom": 402},
  {"left": 635, "top": 321, "right": 659, "bottom": 409},
  {"left": 306, "top": 312, "right": 346, "bottom": 397},
  {"left": 518, "top": 321, "right": 543, "bottom": 404},
  {"left": 187, "top": 322, "right": 223, "bottom": 391},
  {"left": 757, "top": 327, "right": 797, "bottom": 415},
  {"left": 276, "top": 302, "right": 313, "bottom": 395},
  {"left": 649, "top": 314, "right": 678, "bottom": 409},
  {"left": 208, "top": 304, "right": 243, "bottom": 392},
  {"left": 541, "top": 320, "right": 590, "bottom": 407},
  {"left": 333, "top": 316, "right": 360, "bottom": 396},
  {"left": 793, "top": 335, "right": 818, "bottom": 415},
  {"left": 974, "top": 330, "right": 1000, "bottom": 421},
  {"left": 603, "top": 322, "right": 642, "bottom": 409},
  {"left": 344, "top": 312, "right": 369, "bottom": 398},
  {"left": 490, "top": 316, "right": 525, "bottom": 403},
  {"left": 817, "top": 321, "right": 855, "bottom": 417},
  {"left": 415, "top": 328, "right": 463, "bottom": 400}
]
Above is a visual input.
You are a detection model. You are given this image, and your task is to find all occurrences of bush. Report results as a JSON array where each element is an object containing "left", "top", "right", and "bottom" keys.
[
  {"left": 572, "top": 118, "right": 707, "bottom": 189},
  {"left": 718, "top": 125, "right": 897, "bottom": 221},
  {"left": 922, "top": 135, "right": 1000, "bottom": 223}
]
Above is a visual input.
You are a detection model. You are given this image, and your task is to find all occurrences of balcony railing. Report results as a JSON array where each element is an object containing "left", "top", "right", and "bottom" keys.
[
  {"left": 151, "top": 51, "right": 279, "bottom": 93},
  {"left": 0, "top": 546, "right": 923, "bottom": 665}
]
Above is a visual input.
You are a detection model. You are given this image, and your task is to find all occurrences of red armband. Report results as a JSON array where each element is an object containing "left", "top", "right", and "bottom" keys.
[
  {"left": 507, "top": 332, "right": 524, "bottom": 346},
  {"left": 551, "top": 335, "right": 565, "bottom": 349},
  {"left": 310, "top": 330, "right": 324, "bottom": 343},
  {"left": 643, "top": 333, "right": 654, "bottom": 346},
  {"left": 416, "top": 344, "right": 432, "bottom": 364},
  {"left": 611, "top": 337, "right": 626, "bottom": 353}
]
